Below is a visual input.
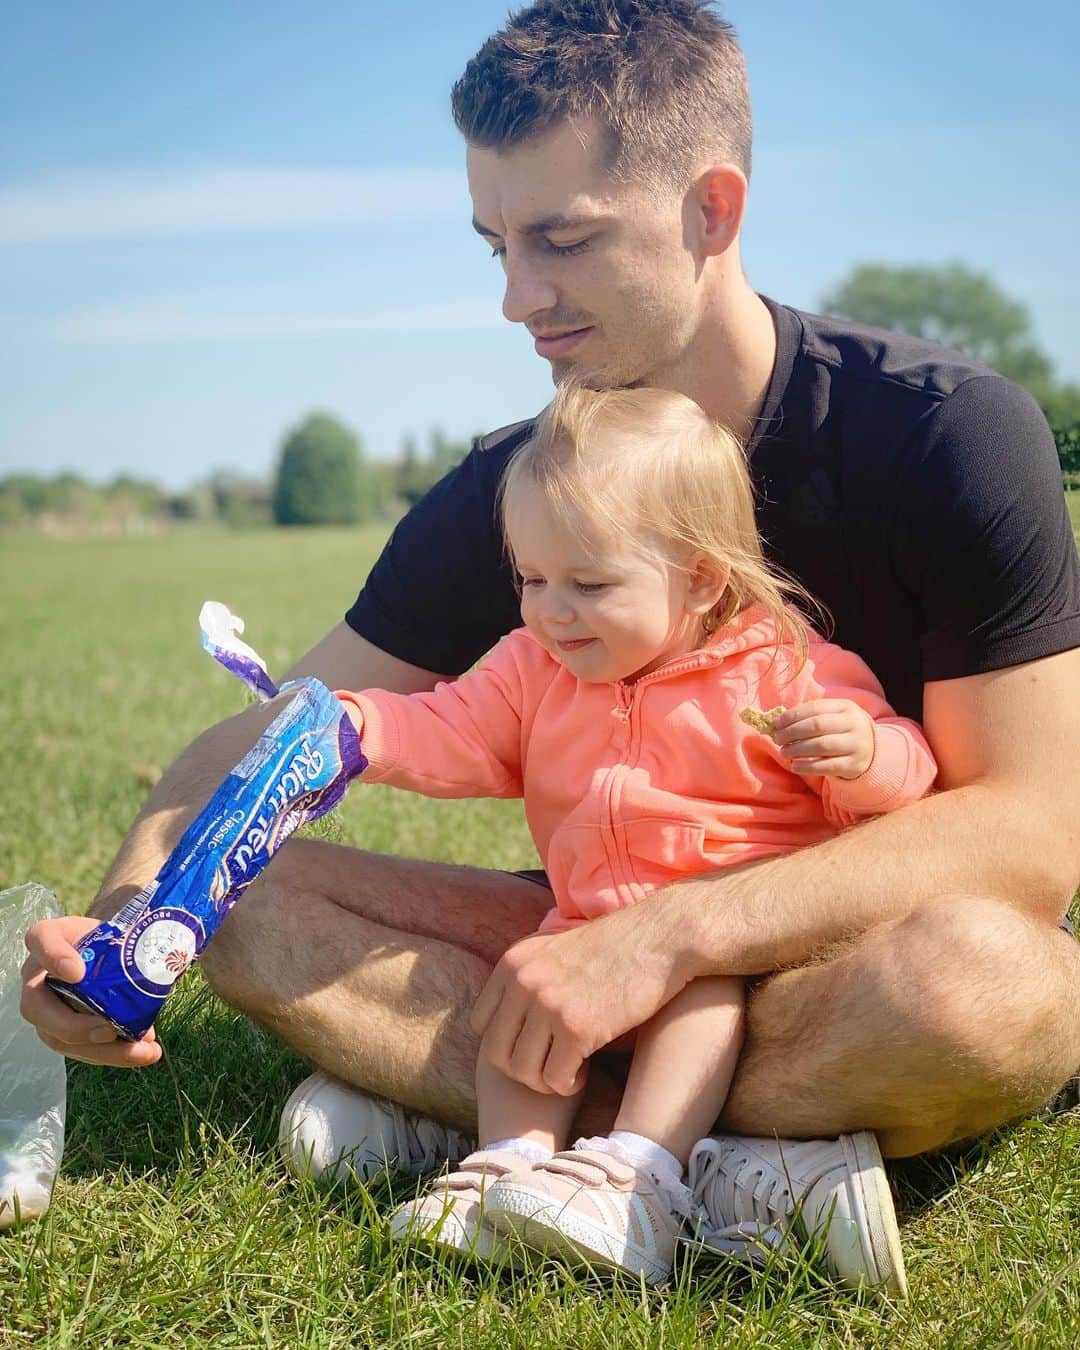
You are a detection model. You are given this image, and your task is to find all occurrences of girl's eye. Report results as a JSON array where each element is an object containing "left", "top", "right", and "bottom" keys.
[
  {"left": 519, "top": 576, "right": 543, "bottom": 588},
  {"left": 490, "top": 246, "right": 506, "bottom": 260},
  {"left": 575, "top": 582, "right": 606, "bottom": 594}
]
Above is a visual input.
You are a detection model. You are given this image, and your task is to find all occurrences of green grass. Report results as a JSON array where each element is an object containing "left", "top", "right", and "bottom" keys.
[{"left": 2, "top": 524, "right": 1079, "bottom": 1347}]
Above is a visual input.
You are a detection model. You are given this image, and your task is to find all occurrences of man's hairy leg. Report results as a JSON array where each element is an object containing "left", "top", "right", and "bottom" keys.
[
  {"left": 199, "top": 839, "right": 624, "bottom": 1133},
  {"left": 719, "top": 894, "right": 1080, "bottom": 1157}
]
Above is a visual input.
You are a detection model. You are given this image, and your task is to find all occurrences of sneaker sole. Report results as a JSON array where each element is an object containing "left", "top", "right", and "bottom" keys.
[
  {"left": 485, "top": 1183, "right": 670, "bottom": 1286},
  {"left": 388, "top": 1204, "right": 521, "bottom": 1270},
  {"left": 841, "top": 1131, "right": 908, "bottom": 1299},
  {"left": 278, "top": 1072, "right": 340, "bottom": 1182}
]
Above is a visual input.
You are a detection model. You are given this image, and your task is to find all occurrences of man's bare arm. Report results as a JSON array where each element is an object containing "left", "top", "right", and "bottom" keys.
[
  {"left": 675, "top": 647, "right": 1080, "bottom": 978},
  {"left": 87, "top": 623, "right": 445, "bottom": 920},
  {"left": 475, "top": 650, "right": 1080, "bottom": 1094},
  {"left": 21, "top": 623, "right": 445, "bottom": 1065}
]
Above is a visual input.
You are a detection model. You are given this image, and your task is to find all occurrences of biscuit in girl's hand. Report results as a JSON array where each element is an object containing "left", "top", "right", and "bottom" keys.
[{"left": 739, "top": 705, "right": 787, "bottom": 735}]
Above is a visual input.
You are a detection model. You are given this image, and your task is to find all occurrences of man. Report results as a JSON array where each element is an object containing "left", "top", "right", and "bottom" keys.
[{"left": 21, "top": 0, "right": 1080, "bottom": 1296}]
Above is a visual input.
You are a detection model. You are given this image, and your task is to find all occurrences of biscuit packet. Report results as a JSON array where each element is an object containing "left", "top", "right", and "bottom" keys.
[{"left": 45, "top": 606, "right": 366, "bottom": 1039}]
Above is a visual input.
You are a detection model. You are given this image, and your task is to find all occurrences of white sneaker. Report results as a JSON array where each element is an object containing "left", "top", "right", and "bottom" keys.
[
  {"left": 278, "top": 1070, "right": 475, "bottom": 1186},
  {"left": 684, "top": 1131, "right": 908, "bottom": 1298}
]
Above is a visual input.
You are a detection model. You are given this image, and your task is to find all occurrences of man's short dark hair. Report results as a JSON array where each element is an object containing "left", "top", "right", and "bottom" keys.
[{"left": 452, "top": 0, "right": 751, "bottom": 190}]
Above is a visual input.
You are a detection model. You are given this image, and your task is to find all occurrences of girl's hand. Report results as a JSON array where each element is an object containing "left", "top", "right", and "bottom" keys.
[{"left": 771, "top": 699, "right": 876, "bottom": 780}]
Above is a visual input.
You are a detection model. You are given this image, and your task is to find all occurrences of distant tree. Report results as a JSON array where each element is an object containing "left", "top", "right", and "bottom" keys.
[
  {"left": 105, "top": 474, "right": 161, "bottom": 514},
  {"left": 396, "top": 433, "right": 427, "bottom": 506},
  {"left": 0, "top": 472, "right": 103, "bottom": 526},
  {"left": 208, "top": 470, "right": 272, "bottom": 528},
  {"left": 3, "top": 474, "right": 50, "bottom": 515},
  {"left": 47, "top": 472, "right": 96, "bottom": 517},
  {"left": 1055, "top": 422, "right": 1080, "bottom": 478},
  {"left": 365, "top": 460, "right": 398, "bottom": 519},
  {"left": 396, "top": 427, "right": 471, "bottom": 507},
  {"left": 428, "top": 426, "right": 469, "bottom": 478},
  {"left": 0, "top": 482, "right": 26, "bottom": 525},
  {"left": 1040, "top": 383, "right": 1080, "bottom": 434},
  {"left": 272, "top": 413, "right": 370, "bottom": 526},
  {"left": 821, "top": 263, "right": 1058, "bottom": 399}
]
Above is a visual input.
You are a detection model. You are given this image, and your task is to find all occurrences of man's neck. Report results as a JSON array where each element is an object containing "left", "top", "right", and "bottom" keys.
[{"left": 655, "top": 280, "right": 778, "bottom": 441}]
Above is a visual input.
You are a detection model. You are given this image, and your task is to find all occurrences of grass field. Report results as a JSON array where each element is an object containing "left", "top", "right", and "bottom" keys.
[{"left": 2, "top": 517, "right": 1079, "bottom": 1347}]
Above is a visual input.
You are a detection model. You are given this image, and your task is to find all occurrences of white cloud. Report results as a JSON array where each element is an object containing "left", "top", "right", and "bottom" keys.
[
  {"left": 0, "top": 166, "right": 469, "bottom": 245},
  {"left": 0, "top": 299, "right": 504, "bottom": 344}
]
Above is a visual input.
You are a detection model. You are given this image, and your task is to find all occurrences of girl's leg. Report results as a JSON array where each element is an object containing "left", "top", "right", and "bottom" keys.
[
  {"left": 476, "top": 1052, "right": 584, "bottom": 1155},
  {"left": 388, "top": 1056, "right": 583, "bottom": 1258},
  {"left": 614, "top": 975, "right": 745, "bottom": 1167},
  {"left": 477, "top": 980, "right": 745, "bottom": 1284}
]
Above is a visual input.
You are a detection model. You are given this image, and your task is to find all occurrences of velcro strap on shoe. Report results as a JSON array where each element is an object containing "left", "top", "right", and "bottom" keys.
[
  {"left": 453, "top": 1150, "right": 522, "bottom": 1182},
  {"left": 542, "top": 1148, "right": 636, "bottom": 1186}
]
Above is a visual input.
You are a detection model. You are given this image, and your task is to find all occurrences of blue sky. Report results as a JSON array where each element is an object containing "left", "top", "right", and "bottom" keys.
[{"left": 2, "top": 0, "right": 1077, "bottom": 488}]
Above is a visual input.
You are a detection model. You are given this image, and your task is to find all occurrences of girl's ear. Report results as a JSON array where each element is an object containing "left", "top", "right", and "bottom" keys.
[{"left": 686, "top": 555, "right": 730, "bottom": 617}]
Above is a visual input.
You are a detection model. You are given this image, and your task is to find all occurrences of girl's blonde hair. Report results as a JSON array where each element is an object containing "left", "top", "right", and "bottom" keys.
[{"left": 499, "top": 383, "right": 822, "bottom": 663}]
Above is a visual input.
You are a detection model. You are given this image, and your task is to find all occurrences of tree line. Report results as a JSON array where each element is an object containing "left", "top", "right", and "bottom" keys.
[
  {"left": 3, "top": 263, "right": 1079, "bottom": 533},
  {"left": 0, "top": 421, "right": 475, "bottom": 533}
]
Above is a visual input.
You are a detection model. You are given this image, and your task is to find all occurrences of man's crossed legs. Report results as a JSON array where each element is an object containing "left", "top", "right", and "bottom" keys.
[{"left": 199, "top": 839, "right": 1080, "bottom": 1291}]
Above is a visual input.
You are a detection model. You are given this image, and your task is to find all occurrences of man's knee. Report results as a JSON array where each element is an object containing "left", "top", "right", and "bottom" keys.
[
  {"left": 862, "top": 894, "right": 1080, "bottom": 1098},
  {"left": 199, "top": 846, "right": 316, "bottom": 1015}
]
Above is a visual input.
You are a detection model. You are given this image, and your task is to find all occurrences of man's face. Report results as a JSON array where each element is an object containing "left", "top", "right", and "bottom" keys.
[{"left": 467, "top": 120, "right": 703, "bottom": 389}]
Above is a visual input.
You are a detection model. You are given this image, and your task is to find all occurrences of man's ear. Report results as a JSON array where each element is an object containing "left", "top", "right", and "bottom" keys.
[
  {"left": 686, "top": 555, "right": 731, "bottom": 616},
  {"left": 689, "top": 165, "right": 747, "bottom": 258}
]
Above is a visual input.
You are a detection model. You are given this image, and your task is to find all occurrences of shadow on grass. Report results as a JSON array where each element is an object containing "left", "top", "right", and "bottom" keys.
[
  {"left": 61, "top": 970, "right": 310, "bottom": 1181},
  {"left": 889, "top": 1100, "right": 1078, "bottom": 1225},
  {"left": 889, "top": 1138, "right": 993, "bottom": 1221}
]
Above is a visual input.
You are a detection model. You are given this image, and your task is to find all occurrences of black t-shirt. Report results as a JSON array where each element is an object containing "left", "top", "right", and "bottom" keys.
[{"left": 346, "top": 298, "right": 1080, "bottom": 719}]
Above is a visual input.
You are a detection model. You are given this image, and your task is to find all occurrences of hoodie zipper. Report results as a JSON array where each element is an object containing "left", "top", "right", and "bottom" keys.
[{"left": 600, "top": 682, "right": 639, "bottom": 897}]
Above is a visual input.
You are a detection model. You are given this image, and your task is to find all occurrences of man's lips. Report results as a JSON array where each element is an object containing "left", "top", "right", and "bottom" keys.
[
  {"left": 556, "top": 637, "right": 597, "bottom": 652},
  {"left": 533, "top": 327, "right": 593, "bottom": 359}
]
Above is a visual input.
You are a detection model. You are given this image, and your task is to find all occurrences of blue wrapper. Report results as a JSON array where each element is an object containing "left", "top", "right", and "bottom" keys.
[{"left": 46, "top": 678, "right": 367, "bottom": 1039}]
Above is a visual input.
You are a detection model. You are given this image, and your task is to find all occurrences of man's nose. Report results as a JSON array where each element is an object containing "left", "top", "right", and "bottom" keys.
[{"left": 502, "top": 250, "right": 558, "bottom": 325}]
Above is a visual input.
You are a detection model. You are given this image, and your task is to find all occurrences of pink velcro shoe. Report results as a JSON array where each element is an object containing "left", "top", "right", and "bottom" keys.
[
  {"left": 484, "top": 1141, "right": 698, "bottom": 1285},
  {"left": 388, "top": 1149, "right": 531, "bottom": 1267}
]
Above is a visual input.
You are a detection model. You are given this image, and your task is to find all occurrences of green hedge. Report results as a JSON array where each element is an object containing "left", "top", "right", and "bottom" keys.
[{"left": 1054, "top": 421, "right": 1080, "bottom": 475}]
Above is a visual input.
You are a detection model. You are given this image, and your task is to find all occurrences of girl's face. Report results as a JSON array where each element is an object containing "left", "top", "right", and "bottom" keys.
[{"left": 506, "top": 479, "right": 718, "bottom": 684}]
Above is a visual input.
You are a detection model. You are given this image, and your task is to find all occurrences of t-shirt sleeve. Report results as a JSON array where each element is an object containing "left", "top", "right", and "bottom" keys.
[
  {"left": 344, "top": 424, "right": 533, "bottom": 676},
  {"left": 893, "top": 376, "right": 1080, "bottom": 682}
]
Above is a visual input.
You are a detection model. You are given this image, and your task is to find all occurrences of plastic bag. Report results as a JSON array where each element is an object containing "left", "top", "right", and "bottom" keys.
[{"left": 1, "top": 882, "right": 67, "bottom": 1227}]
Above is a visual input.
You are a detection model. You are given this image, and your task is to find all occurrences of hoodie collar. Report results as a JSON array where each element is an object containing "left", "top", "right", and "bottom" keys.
[{"left": 620, "top": 604, "right": 787, "bottom": 688}]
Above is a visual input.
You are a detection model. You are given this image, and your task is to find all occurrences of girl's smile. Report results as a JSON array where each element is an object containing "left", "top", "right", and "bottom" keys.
[{"left": 504, "top": 477, "right": 725, "bottom": 684}]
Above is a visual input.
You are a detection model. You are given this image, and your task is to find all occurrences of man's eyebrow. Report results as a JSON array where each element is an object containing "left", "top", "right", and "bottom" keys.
[{"left": 471, "top": 213, "right": 601, "bottom": 239}]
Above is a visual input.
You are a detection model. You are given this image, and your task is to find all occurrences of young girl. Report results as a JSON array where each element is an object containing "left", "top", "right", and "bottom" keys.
[{"left": 335, "top": 384, "right": 937, "bottom": 1284}]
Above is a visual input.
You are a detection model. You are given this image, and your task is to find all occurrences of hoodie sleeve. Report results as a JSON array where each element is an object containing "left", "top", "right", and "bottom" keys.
[
  {"left": 772, "top": 640, "right": 938, "bottom": 828},
  {"left": 335, "top": 629, "right": 543, "bottom": 800}
]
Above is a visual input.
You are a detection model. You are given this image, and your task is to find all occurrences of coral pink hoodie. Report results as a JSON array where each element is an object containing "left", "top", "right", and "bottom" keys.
[{"left": 337, "top": 605, "right": 936, "bottom": 933}]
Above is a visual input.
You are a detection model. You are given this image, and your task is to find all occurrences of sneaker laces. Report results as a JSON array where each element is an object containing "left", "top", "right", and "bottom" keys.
[
  {"left": 387, "top": 1102, "right": 474, "bottom": 1176},
  {"left": 685, "top": 1138, "right": 837, "bottom": 1259}
]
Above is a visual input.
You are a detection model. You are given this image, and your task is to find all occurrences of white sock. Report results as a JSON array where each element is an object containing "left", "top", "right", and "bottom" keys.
[
  {"left": 603, "top": 1130, "right": 684, "bottom": 1191},
  {"left": 483, "top": 1136, "right": 553, "bottom": 1166}
]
